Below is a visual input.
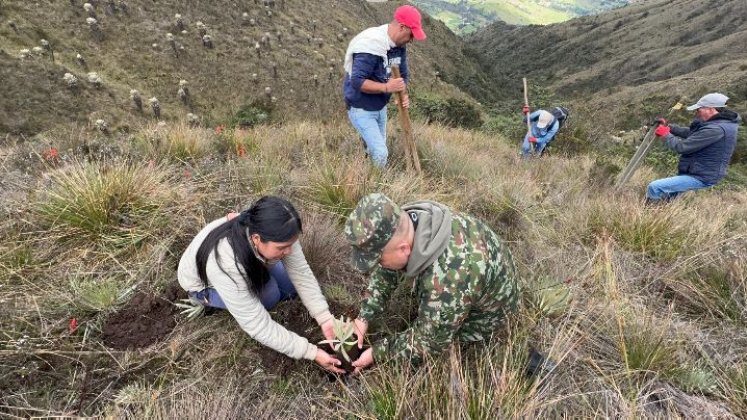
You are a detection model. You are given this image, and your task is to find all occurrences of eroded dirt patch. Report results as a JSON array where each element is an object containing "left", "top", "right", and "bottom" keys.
[
  {"left": 102, "top": 283, "right": 186, "bottom": 350},
  {"left": 255, "top": 300, "right": 314, "bottom": 376}
]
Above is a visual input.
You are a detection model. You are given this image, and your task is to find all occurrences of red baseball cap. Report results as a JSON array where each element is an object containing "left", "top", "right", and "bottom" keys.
[{"left": 394, "top": 5, "right": 426, "bottom": 41}]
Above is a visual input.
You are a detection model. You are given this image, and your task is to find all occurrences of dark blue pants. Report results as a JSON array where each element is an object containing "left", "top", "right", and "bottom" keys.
[{"left": 189, "top": 261, "right": 297, "bottom": 310}]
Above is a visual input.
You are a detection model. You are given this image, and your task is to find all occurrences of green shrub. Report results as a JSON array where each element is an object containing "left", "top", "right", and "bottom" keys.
[
  {"left": 549, "top": 125, "right": 594, "bottom": 156},
  {"left": 643, "top": 143, "right": 680, "bottom": 175},
  {"left": 229, "top": 101, "right": 273, "bottom": 128},
  {"left": 410, "top": 94, "right": 483, "bottom": 129},
  {"left": 587, "top": 156, "right": 622, "bottom": 188},
  {"left": 481, "top": 113, "right": 524, "bottom": 143},
  {"left": 730, "top": 129, "right": 747, "bottom": 166}
]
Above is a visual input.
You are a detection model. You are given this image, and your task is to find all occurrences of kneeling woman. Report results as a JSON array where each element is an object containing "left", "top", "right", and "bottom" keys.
[{"left": 178, "top": 196, "right": 344, "bottom": 373}]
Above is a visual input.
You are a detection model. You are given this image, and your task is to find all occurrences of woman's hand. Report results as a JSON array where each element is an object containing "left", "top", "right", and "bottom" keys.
[
  {"left": 315, "top": 348, "right": 345, "bottom": 374},
  {"left": 353, "top": 318, "right": 368, "bottom": 349},
  {"left": 320, "top": 318, "right": 336, "bottom": 341}
]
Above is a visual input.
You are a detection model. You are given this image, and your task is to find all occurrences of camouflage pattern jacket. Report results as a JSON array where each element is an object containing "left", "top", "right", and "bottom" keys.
[{"left": 359, "top": 203, "right": 520, "bottom": 365}]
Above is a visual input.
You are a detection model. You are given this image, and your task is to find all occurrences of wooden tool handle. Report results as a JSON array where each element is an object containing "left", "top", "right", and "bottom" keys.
[{"left": 390, "top": 65, "right": 421, "bottom": 174}]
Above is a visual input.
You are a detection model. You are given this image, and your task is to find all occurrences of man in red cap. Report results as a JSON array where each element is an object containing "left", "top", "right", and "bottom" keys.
[{"left": 343, "top": 5, "right": 427, "bottom": 167}]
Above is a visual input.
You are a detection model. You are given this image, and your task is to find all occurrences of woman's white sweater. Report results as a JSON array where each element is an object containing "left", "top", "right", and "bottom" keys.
[{"left": 178, "top": 217, "right": 333, "bottom": 360}]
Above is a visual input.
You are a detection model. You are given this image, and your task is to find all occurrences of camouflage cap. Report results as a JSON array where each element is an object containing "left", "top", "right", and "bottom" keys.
[{"left": 344, "top": 193, "right": 402, "bottom": 273}]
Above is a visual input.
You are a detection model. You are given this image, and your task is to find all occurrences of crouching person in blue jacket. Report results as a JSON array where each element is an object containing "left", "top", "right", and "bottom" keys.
[
  {"left": 521, "top": 109, "right": 560, "bottom": 157},
  {"left": 647, "top": 93, "right": 740, "bottom": 203}
]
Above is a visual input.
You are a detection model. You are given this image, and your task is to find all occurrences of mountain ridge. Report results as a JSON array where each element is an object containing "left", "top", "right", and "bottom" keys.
[
  {"left": 413, "top": 0, "right": 631, "bottom": 34},
  {"left": 465, "top": 0, "right": 747, "bottom": 128}
]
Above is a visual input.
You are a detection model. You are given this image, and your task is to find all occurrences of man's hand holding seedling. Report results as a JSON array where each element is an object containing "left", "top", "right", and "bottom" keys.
[
  {"left": 352, "top": 348, "right": 374, "bottom": 374},
  {"left": 351, "top": 317, "right": 374, "bottom": 374},
  {"left": 353, "top": 317, "right": 368, "bottom": 348}
]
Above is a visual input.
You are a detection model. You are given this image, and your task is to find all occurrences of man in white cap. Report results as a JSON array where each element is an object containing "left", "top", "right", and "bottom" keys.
[
  {"left": 647, "top": 93, "right": 741, "bottom": 202},
  {"left": 521, "top": 109, "right": 561, "bottom": 157}
]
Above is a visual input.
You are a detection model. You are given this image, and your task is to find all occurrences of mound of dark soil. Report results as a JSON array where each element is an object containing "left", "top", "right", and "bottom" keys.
[
  {"left": 254, "top": 300, "right": 312, "bottom": 376},
  {"left": 102, "top": 283, "right": 186, "bottom": 350}
]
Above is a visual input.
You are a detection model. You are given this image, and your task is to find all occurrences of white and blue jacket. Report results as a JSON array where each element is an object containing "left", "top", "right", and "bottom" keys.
[{"left": 342, "top": 24, "right": 409, "bottom": 111}]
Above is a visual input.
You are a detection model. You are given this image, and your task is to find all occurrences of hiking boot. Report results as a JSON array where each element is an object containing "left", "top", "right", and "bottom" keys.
[{"left": 526, "top": 348, "right": 557, "bottom": 378}]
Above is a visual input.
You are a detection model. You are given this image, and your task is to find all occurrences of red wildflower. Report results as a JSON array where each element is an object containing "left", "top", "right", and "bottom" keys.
[
  {"left": 69, "top": 318, "right": 78, "bottom": 333},
  {"left": 237, "top": 145, "right": 247, "bottom": 157},
  {"left": 214, "top": 124, "right": 225, "bottom": 135},
  {"left": 42, "top": 147, "right": 59, "bottom": 161}
]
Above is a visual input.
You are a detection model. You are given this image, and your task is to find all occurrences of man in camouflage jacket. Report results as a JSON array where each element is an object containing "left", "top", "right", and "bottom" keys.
[{"left": 344, "top": 193, "right": 519, "bottom": 372}]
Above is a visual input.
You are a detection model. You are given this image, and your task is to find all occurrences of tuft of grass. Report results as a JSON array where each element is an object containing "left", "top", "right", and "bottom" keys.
[
  {"left": 721, "top": 363, "right": 747, "bottom": 414},
  {"left": 416, "top": 129, "right": 484, "bottom": 181},
  {"left": 665, "top": 265, "right": 747, "bottom": 323},
  {"left": 586, "top": 201, "right": 711, "bottom": 260},
  {"left": 300, "top": 155, "right": 379, "bottom": 221},
  {"left": 322, "top": 284, "right": 357, "bottom": 308},
  {"left": 221, "top": 128, "right": 260, "bottom": 158},
  {"left": 333, "top": 323, "right": 546, "bottom": 418},
  {"left": 619, "top": 317, "right": 678, "bottom": 375},
  {"left": 132, "top": 124, "right": 215, "bottom": 161},
  {"left": 298, "top": 212, "right": 346, "bottom": 271},
  {"left": 35, "top": 160, "right": 179, "bottom": 249},
  {"left": 69, "top": 275, "right": 132, "bottom": 314}
]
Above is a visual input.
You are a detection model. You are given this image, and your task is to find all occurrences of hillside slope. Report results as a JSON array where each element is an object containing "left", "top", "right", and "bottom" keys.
[
  {"left": 0, "top": 0, "right": 495, "bottom": 136},
  {"left": 466, "top": 0, "right": 747, "bottom": 126},
  {"left": 413, "top": 0, "right": 629, "bottom": 34}
]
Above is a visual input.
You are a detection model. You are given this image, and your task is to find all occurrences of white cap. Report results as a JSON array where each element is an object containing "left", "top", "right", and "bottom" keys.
[
  {"left": 536, "top": 110, "right": 554, "bottom": 128},
  {"left": 686, "top": 93, "right": 729, "bottom": 111}
]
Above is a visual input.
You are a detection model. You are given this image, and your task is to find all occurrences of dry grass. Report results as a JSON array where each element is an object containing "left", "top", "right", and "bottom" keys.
[{"left": 1, "top": 119, "right": 746, "bottom": 418}]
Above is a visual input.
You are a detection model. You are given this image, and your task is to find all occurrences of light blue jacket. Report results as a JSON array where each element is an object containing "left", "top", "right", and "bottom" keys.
[{"left": 522, "top": 110, "right": 559, "bottom": 156}]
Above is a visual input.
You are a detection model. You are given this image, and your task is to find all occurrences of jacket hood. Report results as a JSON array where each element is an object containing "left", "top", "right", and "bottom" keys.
[
  {"left": 711, "top": 109, "right": 741, "bottom": 124},
  {"left": 401, "top": 200, "right": 452, "bottom": 277}
]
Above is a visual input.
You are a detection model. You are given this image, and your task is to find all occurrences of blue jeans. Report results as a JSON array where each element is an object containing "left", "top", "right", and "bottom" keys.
[
  {"left": 348, "top": 106, "right": 388, "bottom": 167},
  {"left": 521, "top": 134, "right": 552, "bottom": 157},
  {"left": 189, "top": 261, "right": 297, "bottom": 310},
  {"left": 646, "top": 175, "right": 713, "bottom": 201}
]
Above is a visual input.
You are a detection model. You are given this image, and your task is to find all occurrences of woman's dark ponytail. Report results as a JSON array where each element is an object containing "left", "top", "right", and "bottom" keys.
[{"left": 195, "top": 196, "right": 303, "bottom": 294}]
